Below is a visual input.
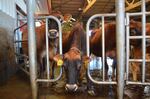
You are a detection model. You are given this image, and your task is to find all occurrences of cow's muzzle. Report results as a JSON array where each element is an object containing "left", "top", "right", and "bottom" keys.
[
  {"left": 65, "top": 84, "right": 78, "bottom": 92},
  {"left": 48, "top": 29, "right": 58, "bottom": 39}
]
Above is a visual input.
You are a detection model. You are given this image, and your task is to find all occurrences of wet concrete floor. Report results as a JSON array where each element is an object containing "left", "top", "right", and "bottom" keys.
[{"left": 0, "top": 71, "right": 150, "bottom": 99}]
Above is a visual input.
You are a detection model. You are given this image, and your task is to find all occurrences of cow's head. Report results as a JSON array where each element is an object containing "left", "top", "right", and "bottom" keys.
[
  {"left": 48, "top": 11, "right": 64, "bottom": 39},
  {"left": 129, "top": 20, "right": 143, "bottom": 46},
  {"left": 53, "top": 47, "right": 89, "bottom": 92},
  {"left": 129, "top": 20, "right": 142, "bottom": 36}
]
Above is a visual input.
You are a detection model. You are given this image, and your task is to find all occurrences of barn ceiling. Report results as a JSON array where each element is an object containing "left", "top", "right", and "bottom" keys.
[{"left": 34, "top": 0, "right": 150, "bottom": 19}]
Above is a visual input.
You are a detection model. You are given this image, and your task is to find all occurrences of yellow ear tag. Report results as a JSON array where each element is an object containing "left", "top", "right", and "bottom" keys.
[{"left": 57, "top": 59, "right": 63, "bottom": 66}]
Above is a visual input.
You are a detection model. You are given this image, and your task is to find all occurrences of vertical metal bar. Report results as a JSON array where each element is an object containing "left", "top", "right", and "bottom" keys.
[
  {"left": 142, "top": 0, "right": 146, "bottom": 83},
  {"left": 116, "top": 0, "right": 125, "bottom": 99},
  {"left": 58, "top": 18, "right": 63, "bottom": 55},
  {"left": 86, "top": 20, "right": 90, "bottom": 57},
  {"left": 46, "top": 18, "right": 50, "bottom": 79},
  {"left": 126, "top": 13, "right": 130, "bottom": 82},
  {"left": 26, "top": 0, "right": 38, "bottom": 99},
  {"left": 102, "top": 16, "right": 105, "bottom": 81}
]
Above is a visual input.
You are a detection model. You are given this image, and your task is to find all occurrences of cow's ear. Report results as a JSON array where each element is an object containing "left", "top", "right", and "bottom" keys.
[
  {"left": 53, "top": 54, "right": 64, "bottom": 66},
  {"left": 82, "top": 56, "right": 90, "bottom": 64},
  {"left": 82, "top": 56, "right": 90, "bottom": 69}
]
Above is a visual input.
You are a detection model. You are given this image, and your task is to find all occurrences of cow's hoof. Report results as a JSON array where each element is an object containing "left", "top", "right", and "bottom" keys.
[{"left": 88, "top": 90, "right": 96, "bottom": 96}]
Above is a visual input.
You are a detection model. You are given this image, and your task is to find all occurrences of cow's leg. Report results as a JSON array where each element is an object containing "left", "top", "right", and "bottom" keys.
[
  {"left": 50, "top": 61, "right": 55, "bottom": 79},
  {"left": 112, "top": 58, "right": 117, "bottom": 80},
  {"left": 130, "top": 62, "right": 140, "bottom": 81},
  {"left": 86, "top": 70, "right": 96, "bottom": 96}
]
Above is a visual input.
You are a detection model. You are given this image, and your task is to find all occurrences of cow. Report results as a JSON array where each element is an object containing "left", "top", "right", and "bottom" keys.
[
  {"left": 90, "top": 22, "right": 117, "bottom": 77},
  {"left": 89, "top": 20, "right": 150, "bottom": 81},
  {"left": 130, "top": 46, "right": 150, "bottom": 81},
  {"left": 22, "top": 12, "right": 63, "bottom": 78},
  {"left": 129, "top": 20, "right": 150, "bottom": 81},
  {"left": 53, "top": 22, "right": 87, "bottom": 92}
]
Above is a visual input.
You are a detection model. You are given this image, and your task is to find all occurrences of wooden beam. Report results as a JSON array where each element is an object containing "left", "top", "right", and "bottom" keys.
[
  {"left": 82, "top": 0, "right": 96, "bottom": 13},
  {"left": 47, "top": 0, "right": 51, "bottom": 14},
  {"left": 125, "top": 0, "right": 150, "bottom": 11}
]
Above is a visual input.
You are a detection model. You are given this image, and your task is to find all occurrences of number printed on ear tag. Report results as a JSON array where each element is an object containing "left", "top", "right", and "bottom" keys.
[{"left": 57, "top": 59, "right": 63, "bottom": 66}]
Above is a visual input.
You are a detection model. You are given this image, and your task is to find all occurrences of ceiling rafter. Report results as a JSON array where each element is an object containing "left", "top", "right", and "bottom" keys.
[
  {"left": 53, "top": 0, "right": 74, "bottom": 10},
  {"left": 82, "top": 0, "right": 96, "bottom": 13},
  {"left": 125, "top": 0, "right": 150, "bottom": 11},
  {"left": 47, "top": 0, "right": 51, "bottom": 14}
]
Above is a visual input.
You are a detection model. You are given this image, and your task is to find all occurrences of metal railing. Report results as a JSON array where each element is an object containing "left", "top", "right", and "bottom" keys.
[
  {"left": 86, "top": 13, "right": 117, "bottom": 85},
  {"left": 126, "top": 11, "right": 150, "bottom": 85},
  {"left": 14, "top": 11, "right": 63, "bottom": 99},
  {"left": 86, "top": 2, "right": 126, "bottom": 99}
]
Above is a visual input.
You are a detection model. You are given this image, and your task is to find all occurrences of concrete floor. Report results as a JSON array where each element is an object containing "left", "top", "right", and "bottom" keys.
[
  {"left": 0, "top": 71, "right": 32, "bottom": 99},
  {"left": 0, "top": 71, "right": 150, "bottom": 99}
]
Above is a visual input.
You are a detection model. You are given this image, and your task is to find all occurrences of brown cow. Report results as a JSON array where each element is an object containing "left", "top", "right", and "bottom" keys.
[
  {"left": 53, "top": 22, "right": 87, "bottom": 92},
  {"left": 90, "top": 22, "right": 116, "bottom": 58},
  {"left": 130, "top": 46, "right": 150, "bottom": 81},
  {"left": 129, "top": 20, "right": 150, "bottom": 81},
  {"left": 22, "top": 13, "right": 63, "bottom": 78}
]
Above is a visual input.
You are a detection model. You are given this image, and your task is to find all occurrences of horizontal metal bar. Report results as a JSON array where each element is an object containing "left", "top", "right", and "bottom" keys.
[
  {"left": 129, "top": 59, "right": 150, "bottom": 62},
  {"left": 19, "top": 66, "right": 30, "bottom": 76},
  {"left": 36, "top": 67, "right": 63, "bottom": 83},
  {"left": 14, "top": 40, "right": 28, "bottom": 43},
  {"left": 15, "top": 53, "right": 28, "bottom": 58},
  {"left": 18, "top": 15, "right": 62, "bottom": 21},
  {"left": 126, "top": 81, "right": 150, "bottom": 85},
  {"left": 127, "top": 12, "right": 150, "bottom": 16},
  {"left": 129, "top": 36, "right": 150, "bottom": 39},
  {"left": 87, "top": 66, "right": 117, "bottom": 84},
  {"left": 14, "top": 22, "right": 27, "bottom": 33}
]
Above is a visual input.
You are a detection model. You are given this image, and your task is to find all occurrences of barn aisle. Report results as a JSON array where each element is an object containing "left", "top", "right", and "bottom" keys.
[
  {"left": 0, "top": 71, "right": 32, "bottom": 99},
  {"left": 0, "top": 71, "right": 149, "bottom": 99}
]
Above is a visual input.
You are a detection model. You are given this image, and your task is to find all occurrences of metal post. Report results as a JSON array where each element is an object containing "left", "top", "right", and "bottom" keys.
[
  {"left": 116, "top": 0, "right": 125, "bottom": 99},
  {"left": 27, "top": 0, "right": 38, "bottom": 99},
  {"left": 101, "top": 16, "right": 105, "bottom": 81},
  {"left": 141, "top": 0, "right": 146, "bottom": 83}
]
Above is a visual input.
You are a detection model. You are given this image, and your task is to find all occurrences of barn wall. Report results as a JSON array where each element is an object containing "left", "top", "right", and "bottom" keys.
[
  {"left": 0, "top": 0, "right": 26, "bottom": 85},
  {"left": 0, "top": 0, "right": 26, "bottom": 18}
]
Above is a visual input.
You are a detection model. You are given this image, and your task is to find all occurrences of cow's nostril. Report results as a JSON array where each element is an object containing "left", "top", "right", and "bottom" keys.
[{"left": 65, "top": 84, "right": 78, "bottom": 92}]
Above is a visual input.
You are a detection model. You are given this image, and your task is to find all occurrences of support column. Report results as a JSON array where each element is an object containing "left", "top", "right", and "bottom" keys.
[
  {"left": 27, "top": 0, "right": 38, "bottom": 99},
  {"left": 116, "top": 0, "right": 125, "bottom": 99}
]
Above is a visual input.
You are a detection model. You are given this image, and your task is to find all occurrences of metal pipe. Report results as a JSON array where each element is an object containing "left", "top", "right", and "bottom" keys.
[
  {"left": 87, "top": 65, "right": 117, "bottom": 84},
  {"left": 19, "top": 66, "right": 30, "bottom": 76},
  {"left": 13, "top": 22, "right": 27, "bottom": 34},
  {"left": 128, "top": 11, "right": 150, "bottom": 16},
  {"left": 37, "top": 16, "right": 62, "bottom": 82},
  {"left": 116, "top": 0, "right": 125, "bottom": 99},
  {"left": 26, "top": 0, "right": 38, "bottom": 99},
  {"left": 126, "top": 13, "right": 130, "bottom": 82},
  {"left": 126, "top": 81, "right": 150, "bottom": 85},
  {"left": 129, "top": 36, "right": 150, "bottom": 39},
  {"left": 101, "top": 16, "right": 105, "bottom": 81},
  {"left": 36, "top": 68, "right": 62, "bottom": 82},
  {"left": 142, "top": 0, "right": 146, "bottom": 83},
  {"left": 45, "top": 18, "right": 50, "bottom": 79}
]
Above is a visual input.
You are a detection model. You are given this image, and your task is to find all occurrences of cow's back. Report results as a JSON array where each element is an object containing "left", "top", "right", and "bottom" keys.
[
  {"left": 22, "top": 25, "right": 46, "bottom": 57},
  {"left": 90, "top": 22, "right": 116, "bottom": 57}
]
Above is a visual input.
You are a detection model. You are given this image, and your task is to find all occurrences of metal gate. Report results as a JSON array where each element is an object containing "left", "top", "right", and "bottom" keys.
[
  {"left": 86, "top": 1, "right": 150, "bottom": 99},
  {"left": 14, "top": 14, "right": 63, "bottom": 98},
  {"left": 86, "top": 13, "right": 117, "bottom": 85},
  {"left": 14, "top": 16, "right": 63, "bottom": 81},
  {"left": 126, "top": 12, "right": 150, "bottom": 85}
]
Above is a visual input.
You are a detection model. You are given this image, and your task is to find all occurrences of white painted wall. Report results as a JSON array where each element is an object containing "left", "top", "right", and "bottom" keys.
[{"left": 0, "top": 0, "right": 26, "bottom": 18}]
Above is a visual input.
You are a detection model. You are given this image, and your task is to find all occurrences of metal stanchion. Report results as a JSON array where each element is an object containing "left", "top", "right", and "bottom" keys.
[{"left": 27, "top": 0, "right": 38, "bottom": 99}]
